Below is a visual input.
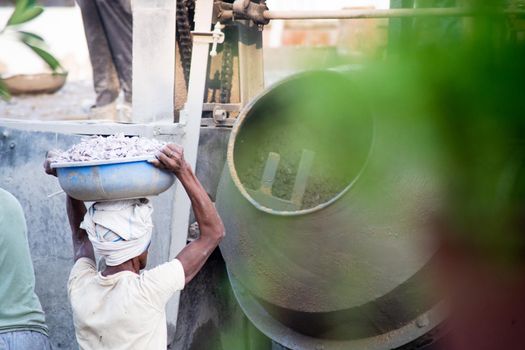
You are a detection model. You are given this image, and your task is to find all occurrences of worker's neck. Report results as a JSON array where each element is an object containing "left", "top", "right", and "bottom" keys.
[{"left": 102, "top": 259, "right": 140, "bottom": 276}]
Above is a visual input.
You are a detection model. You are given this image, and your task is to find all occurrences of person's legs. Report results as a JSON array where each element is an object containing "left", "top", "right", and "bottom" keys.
[
  {"left": 76, "top": 0, "right": 121, "bottom": 107},
  {"left": 0, "top": 331, "right": 52, "bottom": 350},
  {"left": 95, "top": 0, "right": 133, "bottom": 104}
]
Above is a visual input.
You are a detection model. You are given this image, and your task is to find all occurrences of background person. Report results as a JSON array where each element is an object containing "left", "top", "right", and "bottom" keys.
[
  {"left": 0, "top": 188, "right": 52, "bottom": 350},
  {"left": 76, "top": 0, "right": 133, "bottom": 121}
]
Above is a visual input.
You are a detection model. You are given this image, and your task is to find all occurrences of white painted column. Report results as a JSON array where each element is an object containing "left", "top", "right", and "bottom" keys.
[
  {"left": 131, "top": 0, "right": 176, "bottom": 123},
  {"left": 165, "top": 0, "right": 215, "bottom": 338}
]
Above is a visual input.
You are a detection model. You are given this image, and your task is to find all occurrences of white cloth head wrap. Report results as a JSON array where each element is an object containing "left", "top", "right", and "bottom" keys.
[{"left": 80, "top": 199, "right": 153, "bottom": 266}]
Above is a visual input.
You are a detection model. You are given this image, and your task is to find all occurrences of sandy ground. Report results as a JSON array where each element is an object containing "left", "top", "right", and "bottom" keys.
[{"left": 0, "top": 80, "right": 95, "bottom": 121}]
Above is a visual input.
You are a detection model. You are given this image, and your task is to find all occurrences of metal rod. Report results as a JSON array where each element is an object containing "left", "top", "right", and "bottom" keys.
[
  {"left": 47, "top": 189, "right": 65, "bottom": 198},
  {"left": 264, "top": 8, "right": 514, "bottom": 20},
  {"left": 165, "top": 0, "right": 215, "bottom": 335},
  {"left": 219, "top": 8, "right": 525, "bottom": 21}
]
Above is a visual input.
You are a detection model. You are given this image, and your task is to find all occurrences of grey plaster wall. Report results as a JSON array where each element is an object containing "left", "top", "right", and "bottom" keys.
[{"left": 0, "top": 126, "right": 237, "bottom": 349}]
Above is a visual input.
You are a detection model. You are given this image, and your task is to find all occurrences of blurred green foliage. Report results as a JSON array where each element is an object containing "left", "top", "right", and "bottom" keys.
[
  {"left": 7, "top": 0, "right": 43, "bottom": 26},
  {"left": 0, "top": 0, "right": 64, "bottom": 100},
  {"left": 363, "top": 1, "right": 525, "bottom": 264},
  {"left": 219, "top": 2, "right": 525, "bottom": 348}
]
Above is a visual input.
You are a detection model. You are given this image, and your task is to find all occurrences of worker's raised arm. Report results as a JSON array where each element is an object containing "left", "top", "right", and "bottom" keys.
[
  {"left": 66, "top": 196, "right": 95, "bottom": 262},
  {"left": 152, "top": 144, "right": 225, "bottom": 285},
  {"left": 44, "top": 154, "right": 95, "bottom": 262}
]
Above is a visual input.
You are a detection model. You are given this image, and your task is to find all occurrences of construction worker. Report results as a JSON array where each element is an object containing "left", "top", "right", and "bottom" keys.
[
  {"left": 44, "top": 144, "right": 225, "bottom": 349},
  {"left": 0, "top": 188, "right": 52, "bottom": 350},
  {"left": 76, "top": 0, "right": 132, "bottom": 121}
]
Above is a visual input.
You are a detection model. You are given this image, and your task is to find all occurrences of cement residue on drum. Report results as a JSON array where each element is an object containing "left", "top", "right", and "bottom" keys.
[
  {"left": 236, "top": 134, "right": 350, "bottom": 209},
  {"left": 233, "top": 72, "right": 373, "bottom": 211},
  {"left": 50, "top": 133, "right": 165, "bottom": 163}
]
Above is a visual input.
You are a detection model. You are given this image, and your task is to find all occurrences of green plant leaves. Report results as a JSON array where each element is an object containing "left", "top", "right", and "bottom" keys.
[
  {"left": 6, "top": 0, "right": 43, "bottom": 27},
  {"left": 18, "top": 30, "right": 44, "bottom": 42},
  {"left": 1, "top": 1, "right": 65, "bottom": 73},
  {"left": 0, "top": 1, "right": 65, "bottom": 99},
  {"left": 17, "top": 30, "right": 64, "bottom": 73},
  {"left": 23, "top": 42, "right": 63, "bottom": 72}
]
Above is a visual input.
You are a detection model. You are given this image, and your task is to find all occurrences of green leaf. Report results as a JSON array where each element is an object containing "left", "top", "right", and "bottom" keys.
[
  {"left": 7, "top": 4, "right": 44, "bottom": 26},
  {"left": 18, "top": 27, "right": 65, "bottom": 73},
  {"left": 18, "top": 30, "right": 44, "bottom": 43},
  {"left": 0, "top": 78, "right": 11, "bottom": 101},
  {"left": 23, "top": 42, "right": 62, "bottom": 72},
  {"left": 4, "top": 0, "right": 28, "bottom": 28},
  {"left": 14, "top": 0, "right": 30, "bottom": 13}
]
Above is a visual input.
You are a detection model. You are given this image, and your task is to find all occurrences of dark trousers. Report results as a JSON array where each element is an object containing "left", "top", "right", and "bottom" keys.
[{"left": 76, "top": 0, "right": 133, "bottom": 106}]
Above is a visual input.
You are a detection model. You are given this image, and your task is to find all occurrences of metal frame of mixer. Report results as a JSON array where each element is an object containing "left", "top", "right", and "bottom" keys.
[
  {"left": 174, "top": 1, "right": 525, "bottom": 349},
  {"left": 196, "top": 0, "right": 525, "bottom": 126}
]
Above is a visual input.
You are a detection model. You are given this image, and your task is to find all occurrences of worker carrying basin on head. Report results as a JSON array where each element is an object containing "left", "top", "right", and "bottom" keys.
[{"left": 44, "top": 144, "right": 225, "bottom": 350}]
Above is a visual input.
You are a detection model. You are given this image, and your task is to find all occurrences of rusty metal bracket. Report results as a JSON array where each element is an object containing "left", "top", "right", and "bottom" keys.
[
  {"left": 203, "top": 103, "right": 241, "bottom": 112},
  {"left": 232, "top": 0, "right": 269, "bottom": 28},
  {"left": 232, "top": 0, "right": 250, "bottom": 15},
  {"left": 212, "top": 1, "right": 231, "bottom": 24},
  {"left": 191, "top": 22, "right": 225, "bottom": 57},
  {"left": 202, "top": 103, "right": 240, "bottom": 126}
]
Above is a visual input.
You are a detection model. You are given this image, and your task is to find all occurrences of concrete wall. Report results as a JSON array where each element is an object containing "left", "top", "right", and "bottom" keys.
[{"left": 0, "top": 125, "right": 260, "bottom": 349}]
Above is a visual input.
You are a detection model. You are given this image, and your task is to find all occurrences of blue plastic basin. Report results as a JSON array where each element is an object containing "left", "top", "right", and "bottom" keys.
[{"left": 52, "top": 156, "right": 175, "bottom": 201}]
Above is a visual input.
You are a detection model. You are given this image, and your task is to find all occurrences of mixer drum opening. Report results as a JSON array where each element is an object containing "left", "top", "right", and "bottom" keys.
[
  {"left": 218, "top": 69, "right": 443, "bottom": 349},
  {"left": 231, "top": 70, "right": 374, "bottom": 213}
]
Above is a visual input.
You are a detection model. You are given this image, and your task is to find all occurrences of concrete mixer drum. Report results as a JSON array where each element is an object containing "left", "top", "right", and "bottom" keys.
[{"left": 216, "top": 70, "right": 444, "bottom": 349}]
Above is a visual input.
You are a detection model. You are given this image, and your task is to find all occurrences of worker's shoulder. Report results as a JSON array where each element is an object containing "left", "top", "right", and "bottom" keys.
[
  {"left": 0, "top": 188, "right": 24, "bottom": 214},
  {"left": 139, "top": 259, "right": 185, "bottom": 290},
  {"left": 69, "top": 258, "right": 97, "bottom": 283},
  {"left": 74, "top": 257, "right": 96, "bottom": 268},
  {"left": 0, "top": 188, "right": 26, "bottom": 229},
  {"left": 142, "top": 259, "right": 184, "bottom": 277},
  {"left": 68, "top": 258, "right": 98, "bottom": 295}
]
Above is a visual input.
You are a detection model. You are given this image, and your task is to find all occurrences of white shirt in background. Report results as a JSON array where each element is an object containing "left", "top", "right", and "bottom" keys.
[{"left": 68, "top": 257, "right": 185, "bottom": 350}]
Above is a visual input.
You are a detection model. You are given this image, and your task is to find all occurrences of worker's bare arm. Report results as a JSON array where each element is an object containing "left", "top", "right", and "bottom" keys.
[
  {"left": 44, "top": 154, "right": 95, "bottom": 262},
  {"left": 172, "top": 164, "right": 225, "bottom": 284},
  {"left": 152, "top": 144, "right": 225, "bottom": 285},
  {"left": 66, "top": 195, "right": 95, "bottom": 262}
]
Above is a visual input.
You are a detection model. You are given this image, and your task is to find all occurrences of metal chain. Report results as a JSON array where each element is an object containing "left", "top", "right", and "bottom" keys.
[
  {"left": 220, "top": 36, "right": 234, "bottom": 103},
  {"left": 176, "top": 0, "right": 194, "bottom": 86},
  {"left": 177, "top": 0, "right": 234, "bottom": 105}
]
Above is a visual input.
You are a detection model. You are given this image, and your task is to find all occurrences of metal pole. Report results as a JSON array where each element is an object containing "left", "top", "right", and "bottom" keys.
[
  {"left": 238, "top": 21, "right": 265, "bottom": 108},
  {"left": 131, "top": 0, "right": 176, "bottom": 123},
  {"left": 218, "top": 8, "right": 525, "bottom": 21},
  {"left": 165, "top": 0, "right": 215, "bottom": 338},
  {"left": 264, "top": 8, "right": 481, "bottom": 20}
]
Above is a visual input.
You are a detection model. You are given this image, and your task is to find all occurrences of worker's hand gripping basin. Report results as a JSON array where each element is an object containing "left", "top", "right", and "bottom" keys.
[{"left": 51, "top": 156, "right": 175, "bottom": 201}]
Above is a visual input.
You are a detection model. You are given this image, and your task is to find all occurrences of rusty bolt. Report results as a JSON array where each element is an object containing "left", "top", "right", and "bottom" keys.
[{"left": 213, "top": 108, "right": 227, "bottom": 122}]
